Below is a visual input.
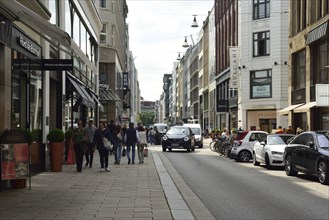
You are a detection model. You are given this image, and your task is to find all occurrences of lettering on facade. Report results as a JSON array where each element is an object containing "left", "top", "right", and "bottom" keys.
[
  {"left": 229, "top": 47, "right": 240, "bottom": 89},
  {"left": 123, "top": 72, "right": 129, "bottom": 89},
  {"left": 18, "top": 36, "right": 40, "bottom": 57}
]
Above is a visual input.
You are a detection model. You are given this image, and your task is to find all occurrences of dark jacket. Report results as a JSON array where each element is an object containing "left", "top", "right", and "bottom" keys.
[
  {"left": 125, "top": 127, "right": 138, "bottom": 145},
  {"left": 93, "top": 128, "right": 114, "bottom": 150}
]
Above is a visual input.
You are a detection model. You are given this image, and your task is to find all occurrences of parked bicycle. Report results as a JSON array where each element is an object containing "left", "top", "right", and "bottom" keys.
[{"left": 209, "top": 136, "right": 232, "bottom": 157}]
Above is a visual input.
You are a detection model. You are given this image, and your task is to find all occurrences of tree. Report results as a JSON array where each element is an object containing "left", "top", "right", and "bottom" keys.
[{"left": 140, "top": 111, "right": 155, "bottom": 127}]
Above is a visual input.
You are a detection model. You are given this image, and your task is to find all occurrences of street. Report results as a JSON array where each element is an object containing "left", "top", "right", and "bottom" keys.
[{"left": 157, "top": 140, "right": 329, "bottom": 219}]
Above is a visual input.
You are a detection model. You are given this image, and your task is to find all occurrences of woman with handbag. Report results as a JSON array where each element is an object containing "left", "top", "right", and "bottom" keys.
[
  {"left": 93, "top": 121, "right": 113, "bottom": 172},
  {"left": 136, "top": 124, "right": 147, "bottom": 164}
]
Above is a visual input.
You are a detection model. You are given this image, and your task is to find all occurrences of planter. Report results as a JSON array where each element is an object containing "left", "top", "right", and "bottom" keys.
[
  {"left": 30, "top": 142, "right": 42, "bottom": 164},
  {"left": 10, "top": 179, "right": 26, "bottom": 189},
  {"left": 50, "top": 142, "right": 64, "bottom": 172}
]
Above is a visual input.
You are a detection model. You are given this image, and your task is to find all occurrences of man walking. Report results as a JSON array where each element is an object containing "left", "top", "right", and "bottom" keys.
[
  {"left": 84, "top": 118, "right": 96, "bottom": 168},
  {"left": 124, "top": 122, "right": 138, "bottom": 164}
]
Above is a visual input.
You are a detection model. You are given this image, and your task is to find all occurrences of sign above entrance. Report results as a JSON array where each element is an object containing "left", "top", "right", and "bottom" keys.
[{"left": 12, "top": 59, "right": 73, "bottom": 71}]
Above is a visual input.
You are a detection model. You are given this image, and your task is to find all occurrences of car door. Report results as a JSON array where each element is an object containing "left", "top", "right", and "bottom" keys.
[
  {"left": 303, "top": 134, "right": 318, "bottom": 174},
  {"left": 258, "top": 136, "right": 268, "bottom": 162},
  {"left": 290, "top": 134, "right": 308, "bottom": 171}
]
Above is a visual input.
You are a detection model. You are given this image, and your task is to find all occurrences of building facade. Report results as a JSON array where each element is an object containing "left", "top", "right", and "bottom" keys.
[{"left": 287, "top": 0, "right": 329, "bottom": 132}]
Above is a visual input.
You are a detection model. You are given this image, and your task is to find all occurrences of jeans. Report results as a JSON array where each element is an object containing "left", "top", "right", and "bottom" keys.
[
  {"left": 85, "top": 143, "right": 94, "bottom": 167},
  {"left": 98, "top": 148, "right": 109, "bottom": 168},
  {"left": 74, "top": 143, "right": 84, "bottom": 172},
  {"left": 149, "top": 135, "right": 155, "bottom": 145},
  {"left": 116, "top": 143, "right": 122, "bottom": 162},
  {"left": 126, "top": 144, "right": 136, "bottom": 163},
  {"left": 137, "top": 144, "right": 145, "bottom": 163}
]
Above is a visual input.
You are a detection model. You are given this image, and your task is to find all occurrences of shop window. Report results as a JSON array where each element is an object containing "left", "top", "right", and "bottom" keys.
[
  {"left": 253, "top": 0, "right": 270, "bottom": 20},
  {"left": 100, "top": 24, "right": 107, "bottom": 44},
  {"left": 253, "top": 31, "right": 270, "bottom": 57},
  {"left": 292, "top": 49, "right": 306, "bottom": 90},
  {"left": 312, "top": 39, "right": 329, "bottom": 85},
  {"left": 250, "top": 69, "right": 272, "bottom": 99}
]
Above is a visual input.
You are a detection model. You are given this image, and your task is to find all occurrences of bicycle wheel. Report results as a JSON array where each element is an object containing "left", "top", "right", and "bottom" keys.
[{"left": 209, "top": 141, "right": 217, "bottom": 151}]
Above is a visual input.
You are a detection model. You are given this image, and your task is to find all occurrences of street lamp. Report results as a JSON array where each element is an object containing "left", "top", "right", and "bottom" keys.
[
  {"left": 191, "top": 15, "right": 198, "bottom": 28},
  {"left": 176, "top": 52, "right": 182, "bottom": 60},
  {"left": 182, "top": 36, "right": 189, "bottom": 48}
]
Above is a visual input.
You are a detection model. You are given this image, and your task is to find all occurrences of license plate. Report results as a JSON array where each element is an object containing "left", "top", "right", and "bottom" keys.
[{"left": 171, "top": 143, "right": 179, "bottom": 147}]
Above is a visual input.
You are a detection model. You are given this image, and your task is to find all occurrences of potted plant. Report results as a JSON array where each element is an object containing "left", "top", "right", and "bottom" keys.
[
  {"left": 30, "top": 129, "right": 42, "bottom": 165},
  {"left": 64, "top": 130, "right": 75, "bottom": 164},
  {"left": 47, "top": 129, "right": 65, "bottom": 172}
]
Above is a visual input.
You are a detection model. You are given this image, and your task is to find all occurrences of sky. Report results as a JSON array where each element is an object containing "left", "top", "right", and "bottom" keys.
[{"left": 126, "top": 0, "right": 214, "bottom": 101}]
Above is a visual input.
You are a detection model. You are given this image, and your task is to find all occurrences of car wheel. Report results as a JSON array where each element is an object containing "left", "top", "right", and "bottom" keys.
[
  {"left": 187, "top": 148, "right": 191, "bottom": 152},
  {"left": 253, "top": 153, "right": 260, "bottom": 166},
  {"left": 238, "top": 150, "right": 251, "bottom": 162},
  {"left": 199, "top": 144, "right": 203, "bottom": 148},
  {"left": 284, "top": 156, "right": 297, "bottom": 176},
  {"left": 169, "top": 148, "right": 172, "bottom": 152},
  {"left": 162, "top": 146, "right": 166, "bottom": 152},
  {"left": 317, "top": 161, "right": 329, "bottom": 185},
  {"left": 265, "top": 154, "right": 271, "bottom": 170}
]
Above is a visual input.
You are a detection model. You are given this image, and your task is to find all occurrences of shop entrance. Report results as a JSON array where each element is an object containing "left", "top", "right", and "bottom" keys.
[{"left": 259, "top": 119, "right": 276, "bottom": 133}]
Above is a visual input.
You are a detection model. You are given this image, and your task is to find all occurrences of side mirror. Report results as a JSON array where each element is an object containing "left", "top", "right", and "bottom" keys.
[
  {"left": 260, "top": 141, "right": 266, "bottom": 146},
  {"left": 307, "top": 141, "right": 315, "bottom": 149}
]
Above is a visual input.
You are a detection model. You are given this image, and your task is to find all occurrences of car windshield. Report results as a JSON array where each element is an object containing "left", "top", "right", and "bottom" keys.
[
  {"left": 317, "top": 134, "right": 329, "bottom": 148},
  {"left": 156, "top": 125, "right": 167, "bottom": 132},
  {"left": 190, "top": 128, "right": 200, "bottom": 135},
  {"left": 167, "top": 127, "right": 189, "bottom": 135},
  {"left": 268, "top": 136, "right": 286, "bottom": 145},
  {"left": 278, "top": 135, "right": 295, "bottom": 144}
]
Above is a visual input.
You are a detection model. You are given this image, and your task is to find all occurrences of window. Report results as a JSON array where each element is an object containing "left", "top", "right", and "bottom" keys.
[
  {"left": 48, "top": 0, "right": 58, "bottom": 25},
  {"left": 253, "top": 0, "right": 270, "bottom": 19},
  {"left": 253, "top": 31, "right": 270, "bottom": 57},
  {"left": 250, "top": 70, "right": 272, "bottom": 99},
  {"left": 100, "top": 24, "right": 106, "bottom": 44},
  {"left": 312, "top": 39, "right": 329, "bottom": 85},
  {"left": 100, "top": 0, "right": 106, "bottom": 8},
  {"left": 293, "top": 49, "right": 306, "bottom": 90}
]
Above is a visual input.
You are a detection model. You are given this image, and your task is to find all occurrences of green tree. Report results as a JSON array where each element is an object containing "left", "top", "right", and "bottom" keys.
[{"left": 141, "top": 111, "right": 155, "bottom": 127}]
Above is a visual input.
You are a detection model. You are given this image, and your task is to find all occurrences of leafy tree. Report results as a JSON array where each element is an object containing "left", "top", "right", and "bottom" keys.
[{"left": 140, "top": 111, "right": 155, "bottom": 127}]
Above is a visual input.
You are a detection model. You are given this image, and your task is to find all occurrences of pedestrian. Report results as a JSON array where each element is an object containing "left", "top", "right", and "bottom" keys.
[
  {"left": 285, "top": 125, "right": 294, "bottom": 134},
  {"left": 84, "top": 118, "right": 96, "bottom": 168},
  {"left": 137, "top": 124, "right": 147, "bottom": 164},
  {"left": 113, "top": 124, "right": 124, "bottom": 165},
  {"left": 107, "top": 119, "right": 116, "bottom": 155},
  {"left": 73, "top": 120, "right": 85, "bottom": 172},
  {"left": 124, "top": 122, "right": 138, "bottom": 164},
  {"left": 276, "top": 126, "right": 284, "bottom": 134},
  {"left": 93, "top": 121, "right": 113, "bottom": 172},
  {"left": 148, "top": 127, "right": 155, "bottom": 145},
  {"left": 296, "top": 127, "right": 303, "bottom": 135}
]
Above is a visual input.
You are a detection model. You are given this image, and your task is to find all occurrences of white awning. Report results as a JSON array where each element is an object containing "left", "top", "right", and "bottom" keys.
[
  {"left": 277, "top": 104, "right": 304, "bottom": 115},
  {"left": 293, "top": 102, "right": 317, "bottom": 113}
]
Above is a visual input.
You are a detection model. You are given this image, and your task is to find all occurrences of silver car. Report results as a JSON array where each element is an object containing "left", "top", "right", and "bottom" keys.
[{"left": 253, "top": 134, "right": 288, "bottom": 169}]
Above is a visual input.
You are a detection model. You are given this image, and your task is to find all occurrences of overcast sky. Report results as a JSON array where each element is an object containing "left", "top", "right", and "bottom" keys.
[{"left": 126, "top": 0, "right": 214, "bottom": 101}]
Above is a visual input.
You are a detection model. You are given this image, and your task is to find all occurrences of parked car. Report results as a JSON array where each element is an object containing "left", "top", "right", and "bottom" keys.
[
  {"left": 283, "top": 131, "right": 329, "bottom": 185},
  {"left": 162, "top": 126, "right": 195, "bottom": 152},
  {"left": 154, "top": 123, "right": 167, "bottom": 145},
  {"left": 230, "top": 130, "right": 268, "bottom": 162},
  {"left": 253, "top": 134, "right": 289, "bottom": 169},
  {"left": 183, "top": 123, "right": 203, "bottom": 148},
  {"left": 277, "top": 133, "right": 296, "bottom": 144}
]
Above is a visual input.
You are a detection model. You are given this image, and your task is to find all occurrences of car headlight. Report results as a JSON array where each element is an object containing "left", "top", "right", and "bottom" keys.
[
  {"left": 162, "top": 136, "right": 168, "bottom": 141},
  {"left": 184, "top": 137, "right": 190, "bottom": 141},
  {"left": 271, "top": 151, "right": 283, "bottom": 155}
]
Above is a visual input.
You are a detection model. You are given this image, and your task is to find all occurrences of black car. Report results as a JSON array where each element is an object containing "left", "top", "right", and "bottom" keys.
[
  {"left": 162, "top": 126, "right": 195, "bottom": 152},
  {"left": 283, "top": 131, "right": 329, "bottom": 185}
]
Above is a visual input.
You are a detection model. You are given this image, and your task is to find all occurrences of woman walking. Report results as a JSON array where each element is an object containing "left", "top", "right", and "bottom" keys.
[
  {"left": 73, "top": 120, "right": 85, "bottom": 172},
  {"left": 93, "top": 121, "right": 113, "bottom": 172},
  {"left": 137, "top": 124, "right": 147, "bottom": 164}
]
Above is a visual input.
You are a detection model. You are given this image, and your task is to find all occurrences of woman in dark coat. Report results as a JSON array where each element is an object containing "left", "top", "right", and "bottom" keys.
[{"left": 93, "top": 121, "right": 113, "bottom": 172}]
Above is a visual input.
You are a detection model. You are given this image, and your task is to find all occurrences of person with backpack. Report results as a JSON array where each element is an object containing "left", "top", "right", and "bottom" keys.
[{"left": 124, "top": 122, "right": 138, "bottom": 164}]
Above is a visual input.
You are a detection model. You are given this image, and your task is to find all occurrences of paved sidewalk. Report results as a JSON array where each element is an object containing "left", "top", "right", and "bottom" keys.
[{"left": 0, "top": 146, "right": 214, "bottom": 220}]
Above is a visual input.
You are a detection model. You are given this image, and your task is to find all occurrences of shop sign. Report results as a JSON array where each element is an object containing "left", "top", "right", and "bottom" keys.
[
  {"left": 123, "top": 72, "right": 129, "bottom": 89},
  {"left": 217, "top": 99, "right": 228, "bottom": 112},
  {"left": 12, "top": 26, "right": 42, "bottom": 59},
  {"left": 1, "top": 143, "right": 29, "bottom": 180},
  {"left": 229, "top": 47, "right": 240, "bottom": 89},
  {"left": 316, "top": 84, "right": 329, "bottom": 106},
  {"left": 42, "top": 59, "right": 73, "bottom": 71}
]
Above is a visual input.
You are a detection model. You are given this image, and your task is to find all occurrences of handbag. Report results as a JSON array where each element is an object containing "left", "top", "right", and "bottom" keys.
[
  {"left": 103, "top": 138, "right": 113, "bottom": 151},
  {"left": 143, "top": 148, "right": 148, "bottom": 157},
  {"left": 122, "top": 147, "right": 127, "bottom": 157}
]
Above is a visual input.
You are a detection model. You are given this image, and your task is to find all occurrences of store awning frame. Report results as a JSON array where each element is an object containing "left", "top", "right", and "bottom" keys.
[
  {"left": 277, "top": 104, "right": 304, "bottom": 115},
  {"left": 293, "top": 102, "right": 317, "bottom": 113},
  {"left": 67, "top": 76, "right": 96, "bottom": 109},
  {"left": 99, "top": 89, "right": 122, "bottom": 102},
  {"left": 86, "top": 89, "right": 104, "bottom": 112}
]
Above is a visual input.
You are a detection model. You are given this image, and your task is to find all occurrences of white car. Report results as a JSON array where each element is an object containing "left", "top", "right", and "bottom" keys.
[
  {"left": 230, "top": 131, "right": 268, "bottom": 162},
  {"left": 253, "top": 134, "right": 288, "bottom": 169},
  {"left": 183, "top": 123, "right": 203, "bottom": 148}
]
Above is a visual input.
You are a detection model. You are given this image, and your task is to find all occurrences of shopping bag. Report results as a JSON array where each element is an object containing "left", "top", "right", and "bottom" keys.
[
  {"left": 143, "top": 148, "right": 148, "bottom": 157},
  {"left": 67, "top": 147, "right": 74, "bottom": 165}
]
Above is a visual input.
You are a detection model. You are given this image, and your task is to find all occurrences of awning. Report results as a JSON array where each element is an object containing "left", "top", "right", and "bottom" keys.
[
  {"left": 87, "top": 90, "right": 104, "bottom": 112},
  {"left": 277, "top": 104, "right": 304, "bottom": 115},
  {"left": 67, "top": 77, "right": 96, "bottom": 108},
  {"left": 293, "top": 102, "right": 317, "bottom": 113},
  {"left": 99, "top": 89, "right": 122, "bottom": 101}
]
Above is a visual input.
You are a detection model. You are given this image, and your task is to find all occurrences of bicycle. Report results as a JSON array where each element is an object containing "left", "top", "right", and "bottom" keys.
[{"left": 209, "top": 139, "right": 219, "bottom": 152}]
